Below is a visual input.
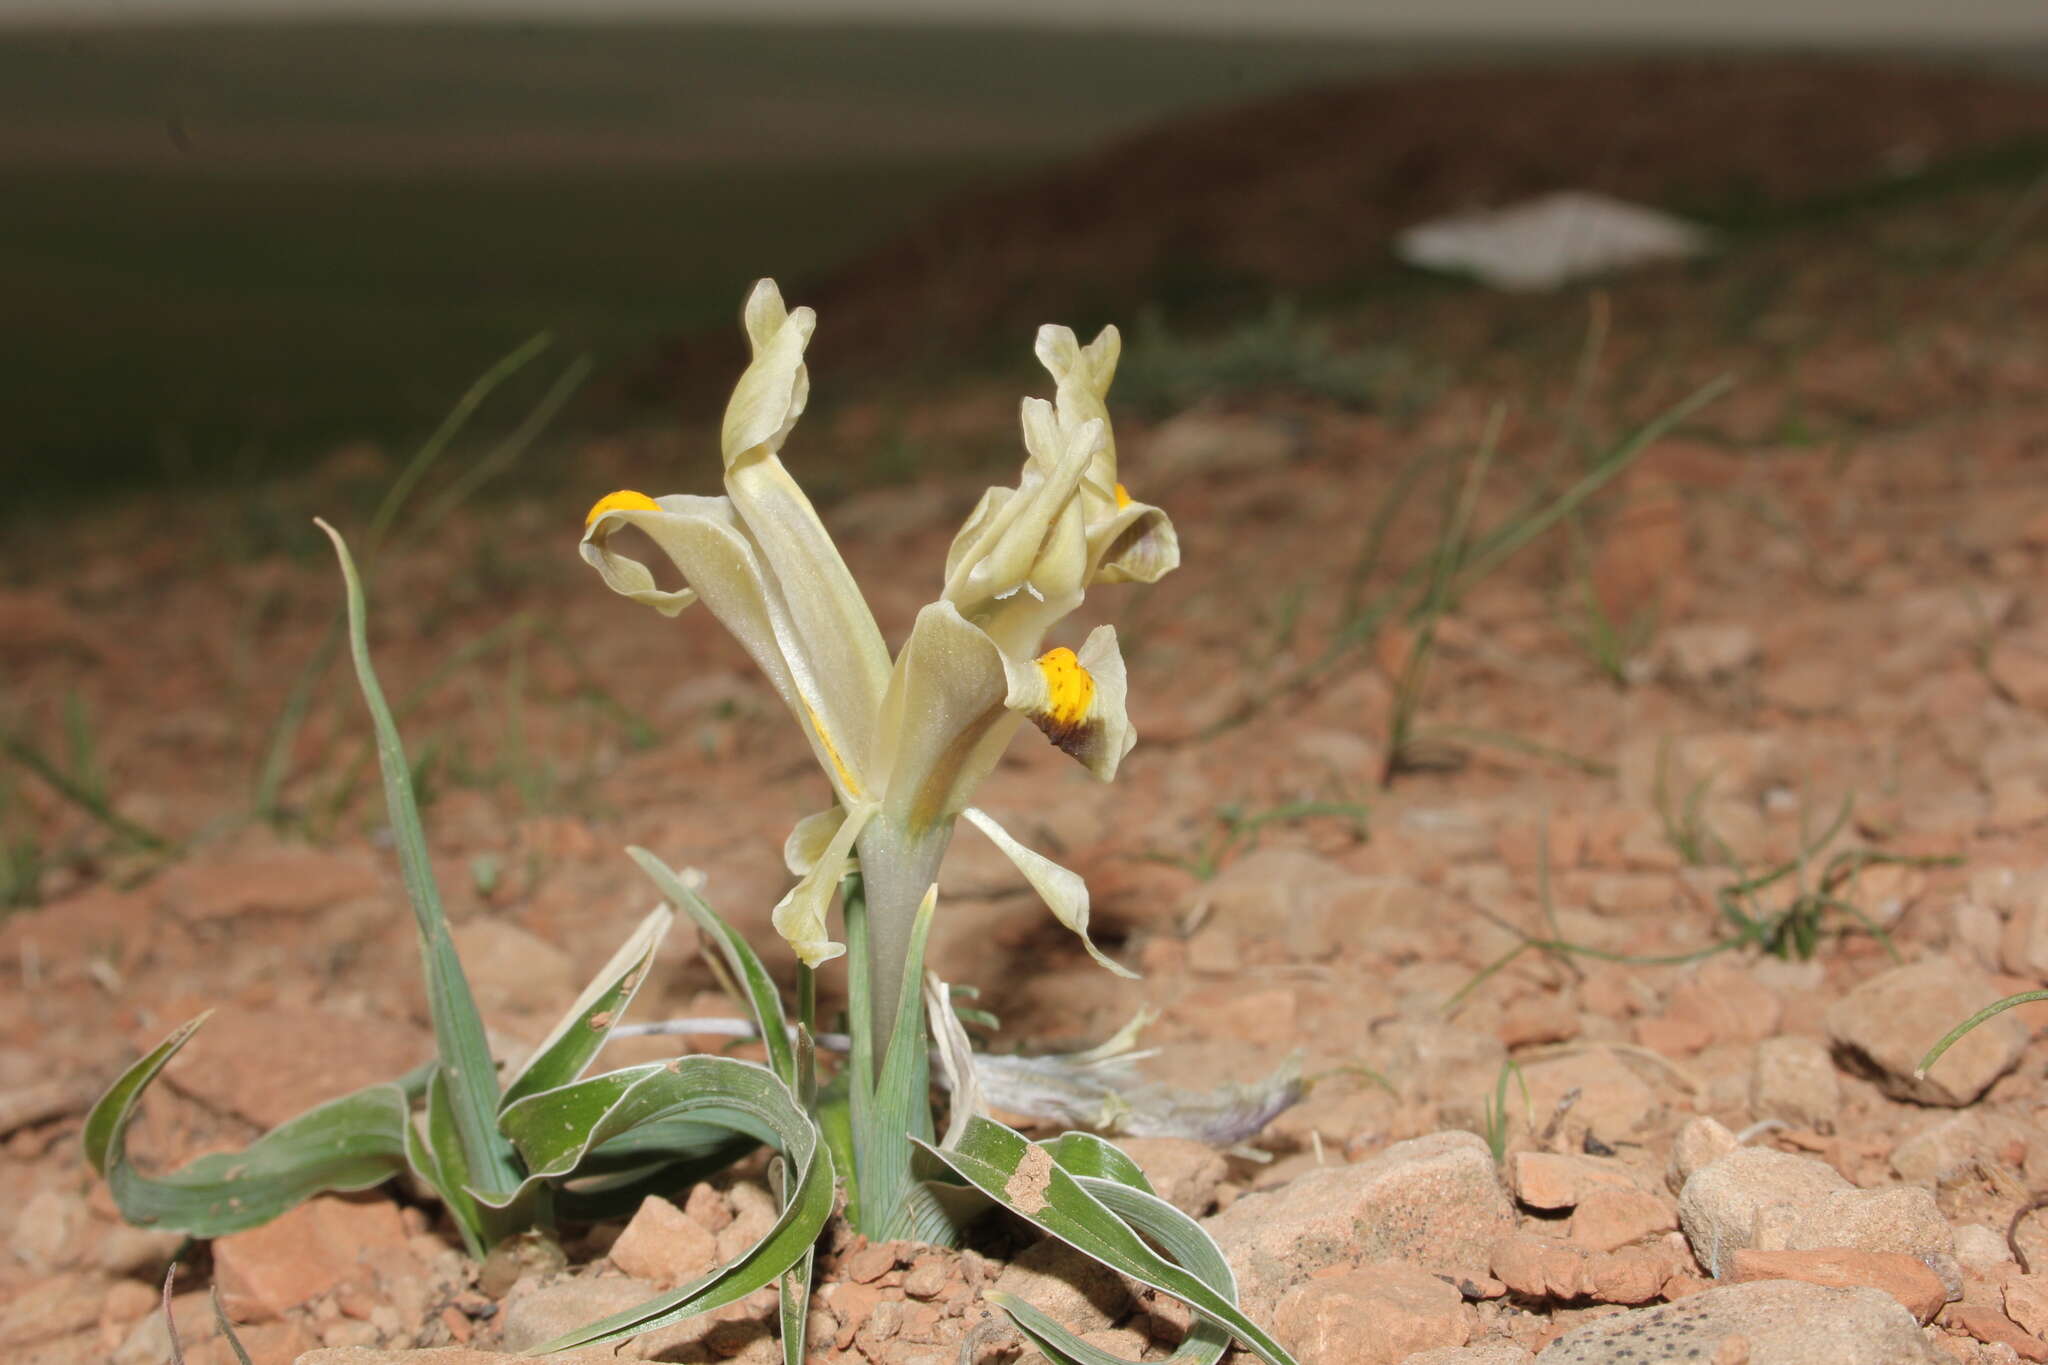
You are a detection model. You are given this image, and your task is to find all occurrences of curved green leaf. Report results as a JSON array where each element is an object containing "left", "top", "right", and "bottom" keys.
[
  {"left": 915, "top": 1116, "right": 1297, "bottom": 1365},
  {"left": 627, "top": 846, "right": 795, "bottom": 1087},
  {"left": 83, "top": 1015, "right": 411, "bottom": 1238},
  {"left": 400, "top": 1066, "right": 484, "bottom": 1258},
  {"left": 1041, "top": 1131, "right": 1156, "bottom": 1194},
  {"left": 500, "top": 904, "right": 673, "bottom": 1110},
  {"left": 509, "top": 1056, "right": 833, "bottom": 1354},
  {"left": 318, "top": 520, "right": 521, "bottom": 1213}
]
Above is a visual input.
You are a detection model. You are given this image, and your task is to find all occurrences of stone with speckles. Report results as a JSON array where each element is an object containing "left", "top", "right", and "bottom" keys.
[{"left": 1535, "top": 1279, "right": 1941, "bottom": 1363}]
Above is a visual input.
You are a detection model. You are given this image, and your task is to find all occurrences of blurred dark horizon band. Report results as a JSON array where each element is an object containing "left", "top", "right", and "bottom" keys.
[
  {"left": 4, "top": 1, "right": 2047, "bottom": 44},
  {"left": 2, "top": 18, "right": 2044, "bottom": 503}
]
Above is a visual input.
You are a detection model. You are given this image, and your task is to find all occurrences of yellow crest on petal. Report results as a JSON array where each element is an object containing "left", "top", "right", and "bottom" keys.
[
  {"left": 1113, "top": 482, "right": 1133, "bottom": 510},
  {"left": 585, "top": 489, "right": 661, "bottom": 526},
  {"left": 1034, "top": 646, "right": 1095, "bottom": 746}
]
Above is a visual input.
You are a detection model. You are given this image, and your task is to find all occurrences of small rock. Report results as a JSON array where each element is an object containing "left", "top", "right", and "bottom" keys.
[
  {"left": 1668, "top": 1117, "right": 1739, "bottom": 1193},
  {"left": 1663, "top": 622, "right": 1760, "bottom": 684},
  {"left": 494, "top": 1278, "right": 654, "bottom": 1352},
  {"left": 297, "top": 1350, "right": 616, "bottom": 1364},
  {"left": 685, "top": 1182, "right": 733, "bottom": 1232},
  {"left": 1518, "top": 1049, "right": 1659, "bottom": 1149},
  {"left": 609, "top": 1195, "right": 718, "bottom": 1288},
  {"left": 8, "top": 1189, "right": 88, "bottom": 1272},
  {"left": 1676, "top": 1147, "right": 1850, "bottom": 1276},
  {"left": 1727, "top": 1247, "right": 1948, "bottom": 1323},
  {"left": 156, "top": 845, "right": 383, "bottom": 921},
  {"left": 1955, "top": 1224, "right": 2018, "bottom": 1276},
  {"left": 450, "top": 919, "right": 580, "bottom": 1019},
  {"left": 1990, "top": 638, "right": 2048, "bottom": 712},
  {"left": 1273, "top": 1262, "right": 1473, "bottom": 1365},
  {"left": 0, "top": 1270, "right": 101, "bottom": 1348},
  {"left": 843, "top": 1239, "right": 909, "bottom": 1285},
  {"left": 1205, "top": 1130, "right": 1514, "bottom": 1319},
  {"left": 990, "top": 1239, "right": 1132, "bottom": 1336},
  {"left": 1825, "top": 958, "right": 2026, "bottom": 1106},
  {"left": 2006, "top": 1277, "right": 2048, "bottom": 1338},
  {"left": 1114, "top": 1137, "right": 1228, "bottom": 1216},
  {"left": 1875, "top": 1113, "right": 2007, "bottom": 1186},
  {"left": 1491, "top": 1237, "right": 1589, "bottom": 1300},
  {"left": 1589, "top": 1246, "right": 1672, "bottom": 1305},
  {"left": 1946, "top": 1303, "right": 2048, "bottom": 1361},
  {"left": 1748, "top": 1036, "right": 1840, "bottom": 1130},
  {"left": 901, "top": 1256, "right": 949, "bottom": 1300},
  {"left": 1571, "top": 1188, "right": 1678, "bottom": 1253},
  {"left": 213, "top": 1195, "right": 416, "bottom": 1323},
  {"left": 1753, "top": 1186, "right": 1960, "bottom": 1298},
  {"left": 1405, "top": 1347, "right": 1535, "bottom": 1365},
  {"left": 1535, "top": 1279, "right": 1942, "bottom": 1363},
  {"left": 1512, "top": 1153, "right": 1641, "bottom": 1211}
]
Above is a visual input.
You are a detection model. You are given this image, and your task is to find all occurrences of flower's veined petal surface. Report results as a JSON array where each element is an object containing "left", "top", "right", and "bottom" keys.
[
  {"left": 1087, "top": 494, "right": 1180, "bottom": 586},
  {"left": 961, "top": 807, "right": 1136, "bottom": 979},
  {"left": 721, "top": 279, "right": 813, "bottom": 464},
  {"left": 580, "top": 494, "right": 799, "bottom": 693},
  {"left": 724, "top": 447, "right": 890, "bottom": 802},
  {"left": 942, "top": 485, "right": 1012, "bottom": 589},
  {"left": 771, "top": 802, "right": 874, "bottom": 967},
  {"left": 979, "top": 498, "right": 1088, "bottom": 663},
  {"left": 782, "top": 806, "right": 848, "bottom": 878},
  {"left": 580, "top": 493, "right": 870, "bottom": 807},
  {"left": 874, "top": 600, "right": 1024, "bottom": 834},
  {"left": 1002, "top": 625, "right": 1135, "bottom": 781},
  {"left": 713, "top": 283, "right": 891, "bottom": 801}
]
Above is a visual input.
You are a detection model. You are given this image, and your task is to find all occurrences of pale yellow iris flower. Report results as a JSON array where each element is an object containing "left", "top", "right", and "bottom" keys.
[{"left": 581, "top": 280, "right": 1177, "bottom": 1032}]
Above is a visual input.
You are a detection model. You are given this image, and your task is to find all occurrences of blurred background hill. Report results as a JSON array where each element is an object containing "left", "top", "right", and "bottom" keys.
[{"left": 2, "top": 13, "right": 2044, "bottom": 508}]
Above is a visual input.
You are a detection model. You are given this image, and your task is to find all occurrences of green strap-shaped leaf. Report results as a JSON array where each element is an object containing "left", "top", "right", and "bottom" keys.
[
  {"left": 505, "top": 1056, "right": 833, "bottom": 1354},
  {"left": 975, "top": 1130, "right": 1235, "bottom": 1365},
  {"left": 500, "top": 904, "right": 673, "bottom": 1110},
  {"left": 400, "top": 1066, "right": 483, "bottom": 1259},
  {"left": 915, "top": 1116, "right": 1298, "bottom": 1365},
  {"left": 83, "top": 1015, "right": 412, "bottom": 1238},
  {"left": 317, "top": 520, "right": 522, "bottom": 1212},
  {"left": 1041, "top": 1131, "right": 1157, "bottom": 1193},
  {"left": 628, "top": 846, "right": 796, "bottom": 1087}
]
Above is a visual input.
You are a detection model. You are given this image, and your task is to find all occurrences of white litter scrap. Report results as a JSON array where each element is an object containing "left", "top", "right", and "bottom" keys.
[{"left": 1395, "top": 191, "right": 1711, "bottom": 291}]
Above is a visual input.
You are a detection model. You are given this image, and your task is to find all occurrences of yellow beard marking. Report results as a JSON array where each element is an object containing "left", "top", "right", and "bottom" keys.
[
  {"left": 800, "top": 698, "right": 863, "bottom": 800},
  {"left": 1033, "top": 647, "right": 1096, "bottom": 753},
  {"left": 1113, "top": 482, "right": 1133, "bottom": 510},
  {"left": 585, "top": 489, "right": 661, "bottom": 526}
]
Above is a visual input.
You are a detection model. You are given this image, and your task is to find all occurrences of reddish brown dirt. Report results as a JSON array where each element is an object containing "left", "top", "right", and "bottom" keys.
[{"left": 5, "top": 54, "right": 2048, "bottom": 1365}]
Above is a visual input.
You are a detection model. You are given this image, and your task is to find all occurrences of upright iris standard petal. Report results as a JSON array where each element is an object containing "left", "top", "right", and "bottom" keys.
[
  {"left": 961, "top": 807, "right": 1136, "bottom": 979},
  {"left": 1035, "top": 323, "right": 1180, "bottom": 588},
  {"left": 718, "top": 283, "right": 892, "bottom": 800},
  {"left": 721, "top": 280, "right": 814, "bottom": 464},
  {"left": 941, "top": 406, "right": 1104, "bottom": 660}
]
